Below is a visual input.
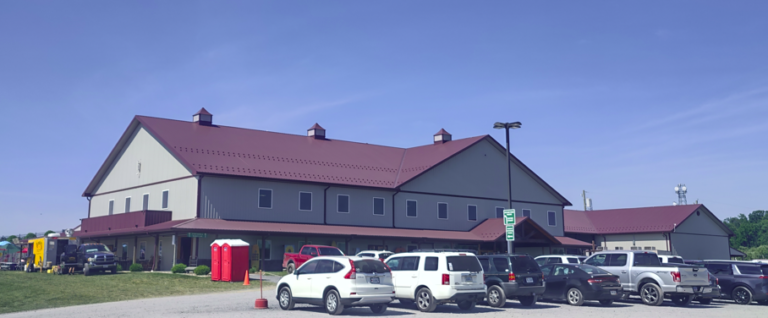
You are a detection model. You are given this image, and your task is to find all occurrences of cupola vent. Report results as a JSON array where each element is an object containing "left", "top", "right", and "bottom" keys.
[
  {"left": 193, "top": 108, "right": 213, "bottom": 125},
  {"left": 433, "top": 128, "right": 452, "bottom": 144},
  {"left": 307, "top": 123, "right": 326, "bottom": 139}
]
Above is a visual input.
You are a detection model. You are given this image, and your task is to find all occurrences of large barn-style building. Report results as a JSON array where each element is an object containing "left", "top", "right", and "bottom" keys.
[{"left": 75, "top": 109, "right": 590, "bottom": 271}]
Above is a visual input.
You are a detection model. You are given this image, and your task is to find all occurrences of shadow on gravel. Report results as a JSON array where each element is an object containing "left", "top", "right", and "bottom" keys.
[
  {"left": 388, "top": 302, "right": 506, "bottom": 314},
  {"left": 617, "top": 297, "right": 726, "bottom": 309},
  {"left": 476, "top": 301, "right": 560, "bottom": 310},
  {"left": 290, "top": 306, "right": 416, "bottom": 316}
]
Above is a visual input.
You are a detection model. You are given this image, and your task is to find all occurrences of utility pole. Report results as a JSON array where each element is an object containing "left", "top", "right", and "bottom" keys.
[
  {"left": 582, "top": 190, "right": 587, "bottom": 211},
  {"left": 493, "top": 121, "right": 521, "bottom": 255}
]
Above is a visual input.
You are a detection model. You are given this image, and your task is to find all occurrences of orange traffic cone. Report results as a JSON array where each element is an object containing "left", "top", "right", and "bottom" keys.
[{"left": 243, "top": 270, "right": 250, "bottom": 286}]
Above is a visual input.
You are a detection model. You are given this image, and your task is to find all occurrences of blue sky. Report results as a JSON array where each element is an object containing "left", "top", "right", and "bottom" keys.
[{"left": 1, "top": 1, "right": 767, "bottom": 235}]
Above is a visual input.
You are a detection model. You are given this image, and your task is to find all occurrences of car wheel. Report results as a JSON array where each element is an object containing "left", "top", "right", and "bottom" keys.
[
  {"left": 416, "top": 287, "right": 437, "bottom": 312},
  {"left": 732, "top": 286, "right": 752, "bottom": 305},
  {"left": 325, "top": 289, "right": 345, "bottom": 315},
  {"left": 698, "top": 298, "right": 712, "bottom": 305},
  {"left": 518, "top": 295, "right": 537, "bottom": 306},
  {"left": 83, "top": 264, "right": 91, "bottom": 277},
  {"left": 566, "top": 288, "right": 585, "bottom": 306},
  {"left": 369, "top": 304, "right": 387, "bottom": 314},
  {"left": 399, "top": 299, "right": 414, "bottom": 306},
  {"left": 671, "top": 295, "right": 692, "bottom": 306},
  {"left": 640, "top": 283, "right": 664, "bottom": 306},
  {"left": 457, "top": 300, "right": 476, "bottom": 310},
  {"left": 487, "top": 285, "right": 507, "bottom": 308},
  {"left": 286, "top": 263, "right": 295, "bottom": 274},
  {"left": 599, "top": 299, "right": 614, "bottom": 306},
  {"left": 278, "top": 286, "right": 295, "bottom": 310}
]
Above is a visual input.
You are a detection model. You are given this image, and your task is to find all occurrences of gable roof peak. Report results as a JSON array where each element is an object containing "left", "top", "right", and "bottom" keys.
[{"left": 194, "top": 108, "right": 212, "bottom": 116}]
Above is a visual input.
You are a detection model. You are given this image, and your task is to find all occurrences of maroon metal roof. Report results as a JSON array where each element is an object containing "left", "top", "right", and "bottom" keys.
[
  {"left": 308, "top": 123, "right": 325, "bottom": 130},
  {"left": 194, "top": 107, "right": 212, "bottom": 116},
  {"left": 564, "top": 205, "right": 730, "bottom": 235},
  {"left": 554, "top": 236, "right": 592, "bottom": 247},
  {"left": 74, "top": 219, "right": 190, "bottom": 238},
  {"left": 80, "top": 210, "right": 172, "bottom": 233},
  {"left": 434, "top": 128, "right": 450, "bottom": 136}
]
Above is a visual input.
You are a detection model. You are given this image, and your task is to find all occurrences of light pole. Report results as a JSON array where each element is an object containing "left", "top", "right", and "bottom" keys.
[{"left": 494, "top": 121, "right": 521, "bottom": 255}]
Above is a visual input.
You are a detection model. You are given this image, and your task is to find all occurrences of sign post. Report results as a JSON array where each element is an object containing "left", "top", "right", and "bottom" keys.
[{"left": 503, "top": 209, "right": 516, "bottom": 253}]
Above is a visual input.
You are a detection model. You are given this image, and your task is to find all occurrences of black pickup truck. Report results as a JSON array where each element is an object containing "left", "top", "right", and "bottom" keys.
[{"left": 60, "top": 243, "right": 118, "bottom": 276}]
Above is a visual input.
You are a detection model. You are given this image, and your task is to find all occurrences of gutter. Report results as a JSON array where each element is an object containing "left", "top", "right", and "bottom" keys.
[
  {"left": 323, "top": 186, "right": 331, "bottom": 225},
  {"left": 392, "top": 190, "right": 400, "bottom": 228}
]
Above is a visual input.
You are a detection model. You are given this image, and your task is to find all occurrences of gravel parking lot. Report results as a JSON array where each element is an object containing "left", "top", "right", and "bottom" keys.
[{"left": 2, "top": 289, "right": 765, "bottom": 318}]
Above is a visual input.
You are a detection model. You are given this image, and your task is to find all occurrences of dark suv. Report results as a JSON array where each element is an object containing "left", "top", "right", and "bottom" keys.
[
  {"left": 60, "top": 243, "right": 118, "bottom": 276},
  {"left": 477, "top": 254, "right": 545, "bottom": 307},
  {"left": 701, "top": 261, "right": 768, "bottom": 305}
]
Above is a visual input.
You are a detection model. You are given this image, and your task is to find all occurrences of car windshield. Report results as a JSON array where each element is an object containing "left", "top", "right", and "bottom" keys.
[
  {"left": 446, "top": 256, "right": 482, "bottom": 272},
  {"left": 576, "top": 264, "right": 609, "bottom": 275},
  {"left": 354, "top": 259, "right": 389, "bottom": 273},
  {"left": 319, "top": 247, "right": 343, "bottom": 256},
  {"left": 667, "top": 257, "right": 684, "bottom": 264},
  {"left": 511, "top": 256, "right": 541, "bottom": 273},
  {"left": 737, "top": 265, "right": 763, "bottom": 275},
  {"left": 84, "top": 245, "right": 110, "bottom": 253},
  {"left": 378, "top": 253, "right": 393, "bottom": 259}
]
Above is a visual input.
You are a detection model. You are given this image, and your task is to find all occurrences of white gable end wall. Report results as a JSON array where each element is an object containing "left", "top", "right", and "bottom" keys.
[{"left": 94, "top": 125, "right": 192, "bottom": 194}]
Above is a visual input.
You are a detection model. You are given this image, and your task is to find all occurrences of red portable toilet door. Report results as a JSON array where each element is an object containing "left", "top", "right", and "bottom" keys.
[
  {"left": 211, "top": 244, "right": 221, "bottom": 281},
  {"left": 222, "top": 243, "right": 232, "bottom": 282}
]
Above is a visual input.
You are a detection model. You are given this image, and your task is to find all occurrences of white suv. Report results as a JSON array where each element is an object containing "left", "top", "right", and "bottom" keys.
[
  {"left": 276, "top": 256, "right": 395, "bottom": 315},
  {"left": 384, "top": 251, "right": 486, "bottom": 312},
  {"left": 356, "top": 250, "right": 395, "bottom": 261},
  {"left": 534, "top": 255, "right": 586, "bottom": 266}
]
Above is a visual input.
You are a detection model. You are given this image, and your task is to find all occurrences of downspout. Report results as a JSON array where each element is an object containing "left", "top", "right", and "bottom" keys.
[
  {"left": 196, "top": 175, "right": 204, "bottom": 218},
  {"left": 323, "top": 186, "right": 331, "bottom": 225},
  {"left": 87, "top": 196, "right": 92, "bottom": 218},
  {"left": 392, "top": 190, "right": 400, "bottom": 228}
]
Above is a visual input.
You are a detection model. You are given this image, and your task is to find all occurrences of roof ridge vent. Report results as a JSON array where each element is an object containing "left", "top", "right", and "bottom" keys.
[
  {"left": 193, "top": 108, "right": 213, "bottom": 125},
  {"left": 307, "top": 123, "right": 326, "bottom": 139},
  {"left": 433, "top": 128, "right": 452, "bottom": 144}
]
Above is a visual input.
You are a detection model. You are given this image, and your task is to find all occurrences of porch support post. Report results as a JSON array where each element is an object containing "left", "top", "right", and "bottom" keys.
[
  {"left": 153, "top": 235, "right": 159, "bottom": 271},
  {"left": 132, "top": 236, "right": 137, "bottom": 264}
]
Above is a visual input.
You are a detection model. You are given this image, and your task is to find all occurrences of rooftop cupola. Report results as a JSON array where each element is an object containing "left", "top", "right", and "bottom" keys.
[
  {"left": 433, "top": 128, "right": 452, "bottom": 144},
  {"left": 193, "top": 108, "right": 213, "bottom": 125},
  {"left": 307, "top": 123, "right": 326, "bottom": 139}
]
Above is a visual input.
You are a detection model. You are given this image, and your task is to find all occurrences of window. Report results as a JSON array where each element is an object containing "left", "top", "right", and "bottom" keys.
[
  {"left": 446, "top": 256, "right": 482, "bottom": 272},
  {"left": 630, "top": 246, "right": 641, "bottom": 250},
  {"left": 337, "top": 194, "right": 350, "bottom": 213},
  {"left": 644, "top": 246, "right": 656, "bottom": 250},
  {"left": 359, "top": 253, "right": 375, "bottom": 258},
  {"left": 258, "top": 189, "right": 273, "bottom": 209},
  {"left": 705, "top": 264, "right": 733, "bottom": 276},
  {"left": 387, "top": 256, "right": 419, "bottom": 271},
  {"left": 373, "top": 197, "right": 385, "bottom": 216},
  {"left": 736, "top": 265, "right": 763, "bottom": 275},
  {"left": 121, "top": 243, "right": 127, "bottom": 260},
  {"left": 547, "top": 257, "right": 562, "bottom": 264},
  {"left": 406, "top": 200, "right": 417, "bottom": 217},
  {"left": 633, "top": 253, "right": 660, "bottom": 266},
  {"left": 315, "top": 260, "right": 335, "bottom": 273},
  {"left": 492, "top": 258, "right": 510, "bottom": 272},
  {"left": 547, "top": 211, "right": 556, "bottom": 226},
  {"left": 615, "top": 246, "right": 623, "bottom": 250},
  {"left": 478, "top": 258, "right": 490, "bottom": 272},
  {"left": 522, "top": 209, "right": 531, "bottom": 218},
  {"left": 567, "top": 258, "right": 579, "bottom": 264},
  {"left": 162, "top": 190, "right": 169, "bottom": 209},
  {"left": 142, "top": 194, "right": 149, "bottom": 211},
  {"left": 124, "top": 197, "right": 131, "bottom": 212},
  {"left": 424, "top": 257, "right": 439, "bottom": 271},
  {"left": 609, "top": 254, "right": 627, "bottom": 266},
  {"left": 355, "top": 259, "right": 389, "bottom": 273},
  {"left": 298, "top": 260, "right": 318, "bottom": 274},
  {"left": 301, "top": 246, "right": 318, "bottom": 256},
  {"left": 467, "top": 205, "right": 477, "bottom": 221},
  {"left": 541, "top": 265, "right": 552, "bottom": 276},
  {"left": 318, "top": 247, "right": 343, "bottom": 255},
  {"left": 139, "top": 241, "right": 146, "bottom": 260},
  {"left": 553, "top": 265, "right": 573, "bottom": 276},
  {"left": 437, "top": 202, "right": 448, "bottom": 219},
  {"left": 109, "top": 200, "right": 114, "bottom": 215},
  {"left": 299, "top": 192, "right": 312, "bottom": 211},
  {"left": 495, "top": 207, "right": 504, "bottom": 218}
]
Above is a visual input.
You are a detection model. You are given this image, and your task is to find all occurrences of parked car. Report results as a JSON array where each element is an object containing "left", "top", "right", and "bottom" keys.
[
  {"left": 276, "top": 256, "right": 394, "bottom": 315},
  {"left": 658, "top": 255, "right": 686, "bottom": 264},
  {"left": 660, "top": 256, "right": 720, "bottom": 304},
  {"left": 538, "top": 263, "right": 622, "bottom": 306},
  {"left": 584, "top": 251, "right": 711, "bottom": 306},
  {"left": 384, "top": 251, "right": 486, "bottom": 312},
  {"left": 477, "top": 254, "right": 545, "bottom": 307},
  {"left": 59, "top": 243, "right": 118, "bottom": 276},
  {"left": 535, "top": 255, "right": 587, "bottom": 266},
  {"left": 701, "top": 260, "right": 768, "bottom": 305},
  {"left": 356, "top": 250, "right": 394, "bottom": 262},
  {"left": 282, "top": 245, "right": 344, "bottom": 274}
]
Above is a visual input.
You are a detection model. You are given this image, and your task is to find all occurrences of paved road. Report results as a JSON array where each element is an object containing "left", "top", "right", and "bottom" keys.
[{"left": 3, "top": 290, "right": 766, "bottom": 318}]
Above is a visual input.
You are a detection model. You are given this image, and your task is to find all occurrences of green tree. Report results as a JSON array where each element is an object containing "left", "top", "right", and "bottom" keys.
[
  {"left": 24, "top": 233, "right": 36, "bottom": 239},
  {"left": 724, "top": 210, "right": 768, "bottom": 248},
  {"left": 7, "top": 235, "right": 17, "bottom": 242},
  {"left": 43, "top": 230, "right": 56, "bottom": 236}
]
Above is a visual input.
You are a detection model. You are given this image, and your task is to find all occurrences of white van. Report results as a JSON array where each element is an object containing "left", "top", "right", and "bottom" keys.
[{"left": 384, "top": 251, "right": 486, "bottom": 312}]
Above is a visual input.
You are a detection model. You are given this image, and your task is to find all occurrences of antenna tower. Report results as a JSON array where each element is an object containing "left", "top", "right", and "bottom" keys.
[{"left": 674, "top": 184, "right": 687, "bottom": 205}]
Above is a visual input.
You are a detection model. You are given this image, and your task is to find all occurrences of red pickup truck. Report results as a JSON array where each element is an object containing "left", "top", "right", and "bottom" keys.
[{"left": 282, "top": 245, "right": 344, "bottom": 273}]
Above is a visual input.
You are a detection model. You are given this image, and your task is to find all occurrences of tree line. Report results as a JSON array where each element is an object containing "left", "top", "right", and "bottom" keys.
[{"left": 723, "top": 210, "right": 768, "bottom": 260}]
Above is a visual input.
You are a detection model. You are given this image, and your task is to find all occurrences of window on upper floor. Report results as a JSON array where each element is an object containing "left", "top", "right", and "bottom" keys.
[
  {"left": 299, "top": 192, "right": 312, "bottom": 211},
  {"left": 337, "top": 194, "right": 350, "bottom": 213},
  {"left": 495, "top": 207, "right": 504, "bottom": 218},
  {"left": 258, "top": 189, "right": 273, "bottom": 209},
  {"left": 522, "top": 209, "right": 531, "bottom": 218},
  {"left": 437, "top": 202, "right": 448, "bottom": 219},
  {"left": 406, "top": 200, "right": 417, "bottom": 217},
  {"left": 615, "top": 246, "right": 624, "bottom": 250},
  {"left": 162, "top": 190, "right": 169, "bottom": 209},
  {"left": 373, "top": 197, "right": 385, "bottom": 216},
  {"left": 547, "top": 211, "right": 556, "bottom": 226},
  {"left": 467, "top": 205, "right": 477, "bottom": 221},
  {"left": 109, "top": 200, "right": 114, "bottom": 215},
  {"left": 125, "top": 197, "right": 131, "bottom": 213},
  {"left": 142, "top": 194, "right": 149, "bottom": 211}
]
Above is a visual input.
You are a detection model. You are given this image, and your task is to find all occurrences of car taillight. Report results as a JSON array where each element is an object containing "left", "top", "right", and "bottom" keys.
[
  {"left": 670, "top": 271, "right": 681, "bottom": 283},
  {"left": 759, "top": 276, "right": 768, "bottom": 279},
  {"left": 716, "top": 278, "right": 719, "bottom": 285},
  {"left": 508, "top": 273, "right": 516, "bottom": 281},
  {"left": 382, "top": 262, "right": 392, "bottom": 273},
  {"left": 442, "top": 274, "right": 450, "bottom": 285},
  {"left": 344, "top": 259, "right": 356, "bottom": 279},
  {"left": 542, "top": 273, "right": 545, "bottom": 281}
]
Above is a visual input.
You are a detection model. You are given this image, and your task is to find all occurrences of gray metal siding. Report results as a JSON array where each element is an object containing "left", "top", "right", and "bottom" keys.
[
  {"left": 675, "top": 209, "right": 730, "bottom": 236},
  {"left": 325, "top": 187, "right": 395, "bottom": 227},
  {"left": 400, "top": 139, "right": 563, "bottom": 205},
  {"left": 200, "top": 176, "right": 325, "bottom": 224},
  {"left": 94, "top": 125, "right": 192, "bottom": 194},
  {"left": 671, "top": 232, "right": 730, "bottom": 260}
]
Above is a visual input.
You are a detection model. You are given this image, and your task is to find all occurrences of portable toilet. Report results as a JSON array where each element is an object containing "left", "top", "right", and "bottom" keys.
[
  {"left": 221, "top": 239, "right": 250, "bottom": 282},
  {"left": 210, "top": 240, "right": 225, "bottom": 281}
]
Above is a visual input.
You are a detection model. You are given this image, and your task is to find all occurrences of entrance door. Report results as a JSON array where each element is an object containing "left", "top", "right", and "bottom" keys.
[{"left": 180, "top": 237, "right": 192, "bottom": 265}]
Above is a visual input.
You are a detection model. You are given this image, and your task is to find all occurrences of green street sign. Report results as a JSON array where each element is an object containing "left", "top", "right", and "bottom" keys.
[
  {"left": 503, "top": 209, "right": 516, "bottom": 225},
  {"left": 506, "top": 225, "right": 515, "bottom": 241},
  {"left": 188, "top": 232, "right": 207, "bottom": 238}
]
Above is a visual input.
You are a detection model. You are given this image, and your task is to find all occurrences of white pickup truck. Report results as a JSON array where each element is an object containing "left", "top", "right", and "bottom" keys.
[{"left": 584, "top": 251, "right": 711, "bottom": 306}]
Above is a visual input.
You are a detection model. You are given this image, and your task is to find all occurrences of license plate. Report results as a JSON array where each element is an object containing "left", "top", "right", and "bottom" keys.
[
  {"left": 610, "top": 290, "right": 617, "bottom": 295},
  {"left": 526, "top": 277, "right": 533, "bottom": 283},
  {"left": 462, "top": 275, "right": 473, "bottom": 283},
  {"left": 370, "top": 277, "right": 380, "bottom": 284}
]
